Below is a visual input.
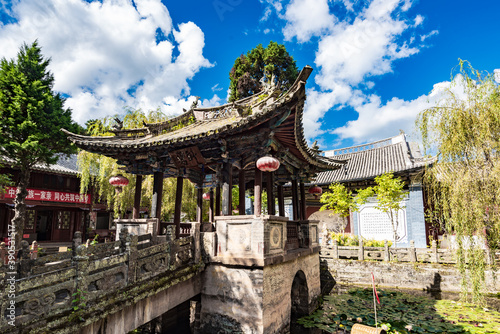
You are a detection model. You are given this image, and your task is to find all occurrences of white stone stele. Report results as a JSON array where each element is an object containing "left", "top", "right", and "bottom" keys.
[
  {"left": 358, "top": 201, "right": 407, "bottom": 244},
  {"left": 114, "top": 218, "right": 158, "bottom": 240}
]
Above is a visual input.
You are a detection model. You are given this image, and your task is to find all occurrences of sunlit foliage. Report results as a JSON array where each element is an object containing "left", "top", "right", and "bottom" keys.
[{"left": 416, "top": 60, "right": 500, "bottom": 304}]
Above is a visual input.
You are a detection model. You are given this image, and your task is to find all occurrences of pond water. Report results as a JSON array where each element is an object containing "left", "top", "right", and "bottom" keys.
[{"left": 293, "top": 285, "right": 500, "bottom": 334}]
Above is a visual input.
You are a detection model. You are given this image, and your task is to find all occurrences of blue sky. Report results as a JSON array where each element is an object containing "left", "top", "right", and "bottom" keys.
[{"left": 0, "top": 0, "right": 499, "bottom": 150}]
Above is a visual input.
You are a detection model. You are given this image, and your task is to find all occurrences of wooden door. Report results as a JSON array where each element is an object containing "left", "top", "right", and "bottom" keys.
[{"left": 52, "top": 210, "right": 71, "bottom": 242}]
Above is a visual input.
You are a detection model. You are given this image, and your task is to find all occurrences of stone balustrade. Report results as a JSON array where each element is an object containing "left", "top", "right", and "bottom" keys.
[
  {"left": 320, "top": 240, "right": 499, "bottom": 264},
  {"left": 0, "top": 226, "right": 202, "bottom": 333}
]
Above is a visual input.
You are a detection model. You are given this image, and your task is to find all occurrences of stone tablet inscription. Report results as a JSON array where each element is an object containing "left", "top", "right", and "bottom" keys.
[{"left": 359, "top": 203, "right": 407, "bottom": 243}]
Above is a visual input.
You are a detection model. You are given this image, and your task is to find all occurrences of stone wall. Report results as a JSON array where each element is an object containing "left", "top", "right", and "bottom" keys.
[
  {"left": 199, "top": 252, "right": 321, "bottom": 334},
  {"left": 263, "top": 253, "right": 320, "bottom": 334},
  {"left": 323, "top": 258, "right": 500, "bottom": 294}
]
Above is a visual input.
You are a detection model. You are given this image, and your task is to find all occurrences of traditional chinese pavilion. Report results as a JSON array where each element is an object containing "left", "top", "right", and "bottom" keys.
[
  {"left": 62, "top": 66, "right": 345, "bottom": 238},
  {"left": 62, "top": 66, "right": 347, "bottom": 333}
]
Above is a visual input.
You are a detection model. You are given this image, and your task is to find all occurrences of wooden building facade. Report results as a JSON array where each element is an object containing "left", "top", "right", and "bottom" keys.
[{"left": 0, "top": 156, "right": 113, "bottom": 244}]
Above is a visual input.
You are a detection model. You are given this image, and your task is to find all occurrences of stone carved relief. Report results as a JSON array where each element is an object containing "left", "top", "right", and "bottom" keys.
[
  {"left": 141, "top": 257, "right": 166, "bottom": 274},
  {"left": 175, "top": 249, "right": 192, "bottom": 267},
  {"left": 24, "top": 293, "right": 56, "bottom": 316},
  {"left": 270, "top": 226, "right": 282, "bottom": 249},
  {"left": 95, "top": 272, "right": 125, "bottom": 291},
  {"left": 227, "top": 224, "right": 251, "bottom": 253}
]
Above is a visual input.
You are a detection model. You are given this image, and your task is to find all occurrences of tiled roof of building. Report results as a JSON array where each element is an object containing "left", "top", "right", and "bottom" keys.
[
  {"left": 313, "top": 134, "right": 435, "bottom": 185},
  {"left": 1, "top": 154, "right": 79, "bottom": 176},
  {"left": 62, "top": 66, "right": 346, "bottom": 173}
]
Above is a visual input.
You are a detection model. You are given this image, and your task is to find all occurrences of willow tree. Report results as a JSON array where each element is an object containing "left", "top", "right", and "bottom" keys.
[
  {"left": 78, "top": 108, "right": 198, "bottom": 222},
  {"left": 416, "top": 60, "right": 500, "bottom": 304}
]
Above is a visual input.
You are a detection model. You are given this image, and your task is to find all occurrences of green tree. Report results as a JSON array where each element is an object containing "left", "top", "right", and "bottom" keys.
[
  {"left": 228, "top": 41, "right": 299, "bottom": 102},
  {"left": 371, "top": 173, "right": 407, "bottom": 247},
  {"left": 320, "top": 173, "right": 407, "bottom": 247},
  {"left": 0, "top": 41, "right": 79, "bottom": 248},
  {"left": 416, "top": 60, "right": 500, "bottom": 304},
  {"left": 0, "top": 165, "right": 12, "bottom": 194}
]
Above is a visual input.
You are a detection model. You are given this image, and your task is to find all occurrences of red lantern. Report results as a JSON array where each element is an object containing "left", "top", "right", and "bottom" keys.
[
  {"left": 308, "top": 185, "right": 323, "bottom": 198},
  {"left": 109, "top": 174, "right": 129, "bottom": 193},
  {"left": 202, "top": 192, "right": 211, "bottom": 200},
  {"left": 256, "top": 156, "right": 280, "bottom": 172}
]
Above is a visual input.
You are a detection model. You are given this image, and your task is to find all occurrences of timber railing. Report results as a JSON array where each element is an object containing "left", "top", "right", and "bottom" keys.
[
  {"left": 0, "top": 226, "right": 201, "bottom": 331},
  {"left": 320, "top": 240, "right": 500, "bottom": 265}
]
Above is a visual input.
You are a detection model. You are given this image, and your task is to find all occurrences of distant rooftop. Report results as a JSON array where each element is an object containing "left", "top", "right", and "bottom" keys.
[
  {"left": 1, "top": 154, "right": 79, "bottom": 176},
  {"left": 313, "top": 133, "right": 435, "bottom": 185}
]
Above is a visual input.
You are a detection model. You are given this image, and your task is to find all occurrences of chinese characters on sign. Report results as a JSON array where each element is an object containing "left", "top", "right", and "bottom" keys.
[
  {"left": 3, "top": 187, "right": 91, "bottom": 204},
  {"left": 358, "top": 203, "right": 407, "bottom": 243},
  {"left": 169, "top": 146, "right": 205, "bottom": 168}
]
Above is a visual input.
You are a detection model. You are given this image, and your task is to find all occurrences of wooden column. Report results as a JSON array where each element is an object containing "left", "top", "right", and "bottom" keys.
[
  {"left": 209, "top": 188, "right": 214, "bottom": 223},
  {"left": 174, "top": 176, "right": 183, "bottom": 238},
  {"left": 254, "top": 168, "right": 262, "bottom": 216},
  {"left": 277, "top": 184, "right": 285, "bottom": 217},
  {"left": 151, "top": 172, "right": 163, "bottom": 220},
  {"left": 133, "top": 174, "right": 143, "bottom": 219},
  {"left": 238, "top": 168, "right": 245, "bottom": 215},
  {"left": 300, "top": 181, "right": 307, "bottom": 220},
  {"left": 215, "top": 185, "right": 221, "bottom": 216},
  {"left": 266, "top": 172, "right": 275, "bottom": 215},
  {"left": 291, "top": 178, "right": 299, "bottom": 220},
  {"left": 221, "top": 161, "right": 233, "bottom": 216},
  {"left": 196, "top": 184, "right": 203, "bottom": 224}
]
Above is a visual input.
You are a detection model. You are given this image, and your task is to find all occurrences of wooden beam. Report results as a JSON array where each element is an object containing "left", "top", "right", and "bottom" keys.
[
  {"left": 197, "top": 184, "right": 203, "bottom": 224},
  {"left": 300, "top": 181, "right": 306, "bottom": 220},
  {"left": 239, "top": 167, "right": 245, "bottom": 215},
  {"left": 133, "top": 174, "right": 142, "bottom": 219},
  {"left": 215, "top": 185, "right": 221, "bottom": 216},
  {"left": 221, "top": 161, "right": 232, "bottom": 216},
  {"left": 266, "top": 172, "right": 275, "bottom": 215},
  {"left": 277, "top": 184, "right": 285, "bottom": 217},
  {"left": 151, "top": 171, "right": 163, "bottom": 220},
  {"left": 174, "top": 176, "right": 183, "bottom": 238},
  {"left": 209, "top": 188, "right": 214, "bottom": 223},
  {"left": 254, "top": 168, "right": 262, "bottom": 217},
  {"left": 291, "top": 178, "right": 299, "bottom": 220}
]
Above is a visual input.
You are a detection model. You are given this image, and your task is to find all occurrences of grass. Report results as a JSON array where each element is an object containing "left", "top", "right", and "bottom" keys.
[{"left": 298, "top": 288, "right": 500, "bottom": 333}]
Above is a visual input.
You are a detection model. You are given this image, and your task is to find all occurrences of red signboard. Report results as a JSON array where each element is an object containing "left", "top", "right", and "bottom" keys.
[{"left": 3, "top": 186, "right": 91, "bottom": 204}]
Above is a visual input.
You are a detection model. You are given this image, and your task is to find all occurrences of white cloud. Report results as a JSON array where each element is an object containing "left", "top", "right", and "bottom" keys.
[
  {"left": 332, "top": 76, "right": 467, "bottom": 144},
  {"left": 421, "top": 29, "right": 438, "bottom": 42},
  {"left": 282, "top": 0, "right": 336, "bottom": 42},
  {"left": 414, "top": 14, "right": 424, "bottom": 27},
  {"left": 0, "top": 0, "right": 212, "bottom": 125},
  {"left": 296, "top": 0, "right": 422, "bottom": 141},
  {"left": 495, "top": 69, "right": 500, "bottom": 84}
]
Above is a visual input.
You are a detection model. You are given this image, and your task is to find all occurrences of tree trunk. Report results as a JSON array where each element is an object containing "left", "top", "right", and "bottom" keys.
[{"left": 11, "top": 168, "right": 30, "bottom": 250}]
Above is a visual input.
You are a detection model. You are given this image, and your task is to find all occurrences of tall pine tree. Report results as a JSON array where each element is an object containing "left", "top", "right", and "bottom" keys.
[{"left": 0, "top": 41, "right": 79, "bottom": 248}]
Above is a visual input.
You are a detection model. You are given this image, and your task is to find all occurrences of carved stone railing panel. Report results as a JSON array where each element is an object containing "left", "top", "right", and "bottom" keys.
[
  {"left": 0, "top": 228, "right": 202, "bottom": 332},
  {"left": 86, "top": 241, "right": 121, "bottom": 261},
  {"left": 286, "top": 221, "right": 299, "bottom": 250},
  {"left": 364, "top": 247, "right": 384, "bottom": 260},
  {"left": 322, "top": 243, "right": 470, "bottom": 264},
  {"left": 17, "top": 268, "right": 76, "bottom": 292},
  {"left": 1, "top": 274, "right": 75, "bottom": 327},
  {"left": 136, "top": 252, "right": 170, "bottom": 281},
  {"left": 86, "top": 265, "right": 128, "bottom": 300}
]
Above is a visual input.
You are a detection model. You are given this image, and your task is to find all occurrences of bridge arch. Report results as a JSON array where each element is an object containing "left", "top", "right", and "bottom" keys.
[{"left": 290, "top": 270, "right": 309, "bottom": 331}]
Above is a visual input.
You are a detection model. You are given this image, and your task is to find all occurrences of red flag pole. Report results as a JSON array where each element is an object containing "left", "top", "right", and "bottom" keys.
[{"left": 371, "top": 272, "right": 380, "bottom": 328}]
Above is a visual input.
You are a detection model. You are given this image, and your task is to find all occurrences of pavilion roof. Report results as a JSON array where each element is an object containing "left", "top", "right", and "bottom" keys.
[
  {"left": 62, "top": 66, "right": 346, "bottom": 177},
  {"left": 313, "top": 133, "right": 436, "bottom": 185}
]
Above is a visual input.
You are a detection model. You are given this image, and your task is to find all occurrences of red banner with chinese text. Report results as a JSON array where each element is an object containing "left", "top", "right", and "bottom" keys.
[{"left": 2, "top": 186, "right": 91, "bottom": 204}]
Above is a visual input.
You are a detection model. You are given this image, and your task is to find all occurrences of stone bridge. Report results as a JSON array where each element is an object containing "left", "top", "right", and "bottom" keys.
[{"left": 1, "top": 216, "right": 321, "bottom": 334}]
